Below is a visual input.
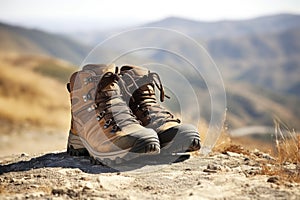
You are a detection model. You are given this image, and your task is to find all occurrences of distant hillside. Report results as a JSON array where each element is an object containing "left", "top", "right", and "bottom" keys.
[
  {"left": 143, "top": 14, "right": 300, "bottom": 97},
  {"left": 206, "top": 28, "right": 300, "bottom": 96},
  {"left": 0, "top": 22, "right": 89, "bottom": 64},
  {"left": 144, "top": 14, "right": 300, "bottom": 39},
  {"left": 225, "top": 83, "right": 300, "bottom": 129},
  {"left": 0, "top": 53, "right": 76, "bottom": 134},
  {"left": 71, "top": 14, "right": 300, "bottom": 46}
]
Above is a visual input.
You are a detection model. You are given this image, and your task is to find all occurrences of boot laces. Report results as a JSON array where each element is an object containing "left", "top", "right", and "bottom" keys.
[
  {"left": 120, "top": 71, "right": 180, "bottom": 126},
  {"left": 95, "top": 70, "right": 140, "bottom": 132}
]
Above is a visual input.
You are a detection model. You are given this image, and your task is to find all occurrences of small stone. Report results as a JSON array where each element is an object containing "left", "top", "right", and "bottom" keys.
[
  {"left": 36, "top": 174, "right": 42, "bottom": 178},
  {"left": 52, "top": 188, "right": 65, "bottom": 195},
  {"left": 226, "top": 151, "right": 242, "bottom": 157},
  {"left": 285, "top": 183, "right": 294, "bottom": 188},
  {"left": 21, "top": 153, "right": 29, "bottom": 157},
  {"left": 203, "top": 169, "right": 217, "bottom": 173},
  {"left": 84, "top": 182, "right": 94, "bottom": 190},
  {"left": 267, "top": 176, "right": 279, "bottom": 183},
  {"left": 144, "top": 186, "right": 154, "bottom": 190},
  {"left": 262, "top": 153, "right": 275, "bottom": 161},
  {"left": 244, "top": 157, "right": 250, "bottom": 161},
  {"left": 66, "top": 189, "right": 78, "bottom": 198},
  {"left": 80, "top": 176, "right": 89, "bottom": 181},
  {"left": 253, "top": 150, "right": 262, "bottom": 157},
  {"left": 30, "top": 184, "right": 39, "bottom": 188},
  {"left": 207, "top": 164, "right": 219, "bottom": 171},
  {"left": 253, "top": 149, "right": 260, "bottom": 154}
]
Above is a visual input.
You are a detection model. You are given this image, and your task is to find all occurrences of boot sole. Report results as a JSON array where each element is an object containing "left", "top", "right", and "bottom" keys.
[
  {"left": 67, "top": 131, "right": 90, "bottom": 156},
  {"left": 160, "top": 138, "right": 201, "bottom": 155},
  {"left": 160, "top": 131, "right": 201, "bottom": 154},
  {"left": 67, "top": 131, "right": 160, "bottom": 165}
]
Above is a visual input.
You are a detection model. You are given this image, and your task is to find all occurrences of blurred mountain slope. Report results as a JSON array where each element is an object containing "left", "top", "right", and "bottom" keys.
[
  {"left": 144, "top": 14, "right": 300, "bottom": 39},
  {"left": 0, "top": 53, "right": 76, "bottom": 134},
  {"left": 205, "top": 28, "right": 300, "bottom": 96},
  {"left": 0, "top": 22, "right": 89, "bottom": 64}
]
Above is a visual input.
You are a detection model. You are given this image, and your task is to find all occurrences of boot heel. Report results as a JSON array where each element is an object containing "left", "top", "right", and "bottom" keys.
[{"left": 67, "top": 131, "right": 89, "bottom": 156}]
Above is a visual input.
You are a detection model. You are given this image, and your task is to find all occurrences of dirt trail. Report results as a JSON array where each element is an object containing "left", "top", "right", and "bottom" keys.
[{"left": 1, "top": 149, "right": 299, "bottom": 200}]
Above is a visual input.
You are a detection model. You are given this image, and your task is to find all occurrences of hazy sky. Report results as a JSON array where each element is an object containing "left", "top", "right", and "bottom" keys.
[{"left": 1, "top": 0, "right": 300, "bottom": 32}]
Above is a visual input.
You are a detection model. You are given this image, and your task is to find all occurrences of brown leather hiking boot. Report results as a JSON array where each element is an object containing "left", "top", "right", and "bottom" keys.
[
  {"left": 119, "top": 65, "right": 201, "bottom": 154},
  {"left": 66, "top": 64, "right": 160, "bottom": 165}
]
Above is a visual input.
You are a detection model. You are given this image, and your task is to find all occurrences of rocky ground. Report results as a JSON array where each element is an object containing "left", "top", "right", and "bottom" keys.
[{"left": 0, "top": 148, "right": 299, "bottom": 200}]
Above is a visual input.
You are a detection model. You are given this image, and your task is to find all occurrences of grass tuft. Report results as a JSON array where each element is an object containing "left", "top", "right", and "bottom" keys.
[
  {"left": 212, "top": 117, "right": 300, "bottom": 183},
  {"left": 261, "top": 118, "right": 300, "bottom": 182}
]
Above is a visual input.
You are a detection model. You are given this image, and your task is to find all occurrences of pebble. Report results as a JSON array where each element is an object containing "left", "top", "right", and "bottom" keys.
[
  {"left": 20, "top": 153, "right": 29, "bottom": 157},
  {"left": 244, "top": 157, "right": 250, "bottom": 161},
  {"left": 203, "top": 169, "right": 217, "bottom": 173},
  {"left": 52, "top": 188, "right": 65, "bottom": 195},
  {"left": 30, "top": 184, "right": 39, "bottom": 188},
  {"left": 143, "top": 186, "right": 154, "bottom": 190},
  {"left": 226, "top": 151, "right": 242, "bottom": 157},
  {"left": 261, "top": 153, "right": 275, "bottom": 161},
  {"left": 267, "top": 176, "right": 279, "bottom": 183},
  {"left": 84, "top": 182, "right": 94, "bottom": 190},
  {"left": 207, "top": 164, "right": 220, "bottom": 171}
]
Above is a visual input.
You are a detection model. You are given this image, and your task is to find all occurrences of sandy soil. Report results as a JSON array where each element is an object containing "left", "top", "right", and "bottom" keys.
[
  {"left": 1, "top": 148, "right": 299, "bottom": 200},
  {"left": 0, "top": 130, "right": 68, "bottom": 157}
]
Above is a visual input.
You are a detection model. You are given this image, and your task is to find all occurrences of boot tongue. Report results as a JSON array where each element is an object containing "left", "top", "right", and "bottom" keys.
[
  {"left": 102, "top": 81, "right": 120, "bottom": 94},
  {"left": 120, "top": 65, "right": 153, "bottom": 90},
  {"left": 99, "top": 76, "right": 120, "bottom": 95},
  {"left": 97, "top": 80, "right": 124, "bottom": 108},
  {"left": 83, "top": 63, "right": 115, "bottom": 74},
  {"left": 120, "top": 65, "right": 149, "bottom": 78}
]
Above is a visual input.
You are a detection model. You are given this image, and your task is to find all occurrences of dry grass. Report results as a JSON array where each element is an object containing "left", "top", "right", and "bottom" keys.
[
  {"left": 260, "top": 118, "right": 300, "bottom": 182},
  {"left": 212, "top": 118, "right": 300, "bottom": 183},
  {"left": 274, "top": 118, "right": 300, "bottom": 164},
  {"left": 0, "top": 53, "right": 75, "bottom": 133}
]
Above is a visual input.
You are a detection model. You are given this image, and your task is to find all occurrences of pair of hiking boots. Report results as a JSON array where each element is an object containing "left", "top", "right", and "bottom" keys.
[{"left": 67, "top": 64, "right": 200, "bottom": 165}]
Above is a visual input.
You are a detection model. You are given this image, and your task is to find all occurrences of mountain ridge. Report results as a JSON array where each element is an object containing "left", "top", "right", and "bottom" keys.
[
  {"left": 144, "top": 13, "right": 300, "bottom": 38},
  {"left": 0, "top": 22, "right": 89, "bottom": 64}
]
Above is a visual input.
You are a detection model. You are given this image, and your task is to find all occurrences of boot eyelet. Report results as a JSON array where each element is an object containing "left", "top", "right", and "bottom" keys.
[
  {"left": 96, "top": 111, "right": 105, "bottom": 121},
  {"left": 111, "top": 124, "right": 119, "bottom": 133},
  {"left": 88, "top": 104, "right": 97, "bottom": 112},
  {"left": 99, "top": 111, "right": 105, "bottom": 118},
  {"left": 104, "top": 118, "right": 112, "bottom": 129}
]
